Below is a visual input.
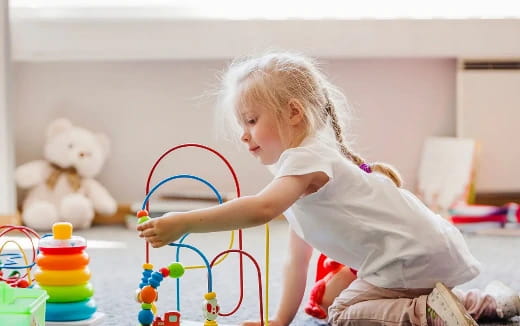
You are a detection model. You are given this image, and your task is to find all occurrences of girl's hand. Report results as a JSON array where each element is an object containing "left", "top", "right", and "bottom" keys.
[
  {"left": 241, "top": 320, "right": 285, "bottom": 326},
  {"left": 136, "top": 212, "right": 187, "bottom": 248}
]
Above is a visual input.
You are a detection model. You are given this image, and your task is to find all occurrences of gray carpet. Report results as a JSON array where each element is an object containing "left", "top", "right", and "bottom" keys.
[{"left": 76, "top": 219, "right": 520, "bottom": 325}]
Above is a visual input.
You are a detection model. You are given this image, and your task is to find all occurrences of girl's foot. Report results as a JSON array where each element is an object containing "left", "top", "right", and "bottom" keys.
[
  {"left": 426, "top": 282, "right": 478, "bottom": 326},
  {"left": 484, "top": 280, "right": 520, "bottom": 319}
]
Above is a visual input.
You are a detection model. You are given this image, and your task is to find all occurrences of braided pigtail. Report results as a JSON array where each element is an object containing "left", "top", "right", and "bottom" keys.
[{"left": 324, "top": 96, "right": 403, "bottom": 187}]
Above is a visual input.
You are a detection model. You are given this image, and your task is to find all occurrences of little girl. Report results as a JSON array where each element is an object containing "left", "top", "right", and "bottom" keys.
[{"left": 138, "top": 52, "right": 520, "bottom": 325}]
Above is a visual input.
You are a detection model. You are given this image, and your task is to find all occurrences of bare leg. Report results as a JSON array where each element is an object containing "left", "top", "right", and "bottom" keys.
[{"left": 320, "top": 267, "right": 357, "bottom": 312}]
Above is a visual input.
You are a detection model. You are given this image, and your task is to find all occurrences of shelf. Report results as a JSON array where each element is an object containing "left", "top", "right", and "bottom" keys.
[{"left": 8, "top": 3, "right": 520, "bottom": 61}]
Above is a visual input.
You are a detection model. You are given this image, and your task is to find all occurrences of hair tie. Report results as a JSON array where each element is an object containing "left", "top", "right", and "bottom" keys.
[{"left": 359, "top": 163, "right": 372, "bottom": 173}]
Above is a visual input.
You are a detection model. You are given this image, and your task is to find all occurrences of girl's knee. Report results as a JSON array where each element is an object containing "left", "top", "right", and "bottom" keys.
[{"left": 328, "top": 300, "right": 351, "bottom": 325}]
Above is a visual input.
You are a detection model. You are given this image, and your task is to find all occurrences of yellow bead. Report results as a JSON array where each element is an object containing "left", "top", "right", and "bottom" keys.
[{"left": 204, "top": 292, "right": 216, "bottom": 300}]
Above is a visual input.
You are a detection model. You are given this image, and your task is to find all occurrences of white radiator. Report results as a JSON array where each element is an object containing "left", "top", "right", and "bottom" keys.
[{"left": 456, "top": 59, "right": 520, "bottom": 192}]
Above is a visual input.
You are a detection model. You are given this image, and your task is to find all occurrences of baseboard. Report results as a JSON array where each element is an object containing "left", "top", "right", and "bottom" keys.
[
  {"left": 5, "top": 205, "right": 130, "bottom": 227},
  {"left": 92, "top": 203, "right": 131, "bottom": 225},
  {"left": 475, "top": 192, "right": 520, "bottom": 206},
  {"left": 0, "top": 211, "right": 22, "bottom": 226}
]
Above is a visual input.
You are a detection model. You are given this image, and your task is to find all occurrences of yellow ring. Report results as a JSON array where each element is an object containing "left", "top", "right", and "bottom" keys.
[{"left": 35, "top": 268, "right": 91, "bottom": 286}]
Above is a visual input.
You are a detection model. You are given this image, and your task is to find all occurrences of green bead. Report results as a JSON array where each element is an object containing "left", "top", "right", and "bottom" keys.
[
  {"left": 138, "top": 216, "right": 150, "bottom": 224},
  {"left": 141, "top": 303, "right": 152, "bottom": 310},
  {"left": 168, "top": 262, "right": 185, "bottom": 278}
]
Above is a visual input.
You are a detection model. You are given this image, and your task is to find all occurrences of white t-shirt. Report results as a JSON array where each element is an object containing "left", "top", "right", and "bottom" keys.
[{"left": 271, "top": 136, "right": 481, "bottom": 289}]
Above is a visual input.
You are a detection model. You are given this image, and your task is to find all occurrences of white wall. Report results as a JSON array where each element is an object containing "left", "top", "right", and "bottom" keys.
[
  {"left": 457, "top": 69, "right": 520, "bottom": 192},
  {"left": 0, "top": 0, "right": 16, "bottom": 215},
  {"left": 13, "top": 58, "right": 456, "bottom": 203}
]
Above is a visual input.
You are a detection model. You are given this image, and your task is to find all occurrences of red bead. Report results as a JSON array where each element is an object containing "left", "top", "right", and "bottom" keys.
[
  {"left": 136, "top": 210, "right": 149, "bottom": 218},
  {"left": 17, "top": 279, "right": 29, "bottom": 288},
  {"left": 160, "top": 267, "right": 170, "bottom": 277}
]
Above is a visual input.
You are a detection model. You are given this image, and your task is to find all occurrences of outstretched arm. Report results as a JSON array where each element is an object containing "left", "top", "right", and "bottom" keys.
[{"left": 137, "top": 172, "right": 322, "bottom": 247}]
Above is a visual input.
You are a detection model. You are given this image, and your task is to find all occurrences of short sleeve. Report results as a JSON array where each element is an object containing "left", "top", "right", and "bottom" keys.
[{"left": 273, "top": 146, "right": 334, "bottom": 180}]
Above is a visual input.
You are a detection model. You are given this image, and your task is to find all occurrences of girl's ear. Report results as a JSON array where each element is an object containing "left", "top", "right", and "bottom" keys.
[{"left": 287, "top": 99, "right": 305, "bottom": 126}]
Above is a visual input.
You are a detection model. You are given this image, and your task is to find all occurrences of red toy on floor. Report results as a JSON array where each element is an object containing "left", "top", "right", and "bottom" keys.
[
  {"left": 450, "top": 202, "right": 519, "bottom": 225},
  {"left": 305, "top": 253, "right": 357, "bottom": 319}
]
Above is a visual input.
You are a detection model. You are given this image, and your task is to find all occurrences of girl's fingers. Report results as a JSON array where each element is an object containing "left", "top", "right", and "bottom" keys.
[
  {"left": 136, "top": 221, "right": 154, "bottom": 231},
  {"left": 150, "top": 240, "right": 164, "bottom": 248},
  {"left": 141, "top": 228, "right": 157, "bottom": 237}
]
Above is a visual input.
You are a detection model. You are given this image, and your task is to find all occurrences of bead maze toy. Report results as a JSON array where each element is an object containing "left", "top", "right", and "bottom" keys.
[
  {"left": 0, "top": 225, "right": 40, "bottom": 288},
  {"left": 135, "top": 144, "right": 271, "bottom": 326},
  {"left": 0, "top": 225, "right": 48, "bottom": 325}
]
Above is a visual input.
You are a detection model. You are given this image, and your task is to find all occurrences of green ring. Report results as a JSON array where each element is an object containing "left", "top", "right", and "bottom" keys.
[{"left": 39, "top": 283, "right": 94, "bottom": 303}]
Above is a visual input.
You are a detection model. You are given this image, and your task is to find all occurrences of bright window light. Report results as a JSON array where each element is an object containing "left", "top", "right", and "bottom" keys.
[{"left": 10, "top": 0, "right": 520, "bottom": 19}]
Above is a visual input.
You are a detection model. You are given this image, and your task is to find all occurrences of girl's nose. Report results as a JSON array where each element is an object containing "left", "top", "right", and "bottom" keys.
[{"left": 241, "top": 131, "right": 250, "bottom": 143}]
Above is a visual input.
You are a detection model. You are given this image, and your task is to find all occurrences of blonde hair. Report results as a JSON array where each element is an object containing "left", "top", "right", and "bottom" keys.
[{"left": 217, "top": 51, "right": 402, "bottom": 187}]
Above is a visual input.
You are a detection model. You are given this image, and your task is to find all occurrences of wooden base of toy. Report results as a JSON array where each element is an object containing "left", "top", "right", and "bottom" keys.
[{"left": 46, "top": 312, "right": 104, "bottom": 325}]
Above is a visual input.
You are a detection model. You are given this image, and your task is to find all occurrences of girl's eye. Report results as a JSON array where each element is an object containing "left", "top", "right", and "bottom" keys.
[{"left": 247, "top": 118, "right": 257, "bottom": 125}]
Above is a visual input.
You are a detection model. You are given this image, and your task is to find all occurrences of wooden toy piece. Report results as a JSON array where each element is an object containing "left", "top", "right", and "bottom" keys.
[
  {"left": 152, "top": 311, "right": 181, "bottom": 326},
  {"left": 203, "top": 292, "right": 220, "bottom": 325},
  {"left": 140, "top": 285, "right": 158, "bottom": 304}
]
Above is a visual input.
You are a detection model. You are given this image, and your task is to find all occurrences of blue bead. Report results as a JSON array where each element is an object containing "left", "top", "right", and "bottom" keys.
[
  {"left": 149, "top": 279, "right": 160, "bottom": 288},
  {"left": 151, "top": 271, "right": 164, "bottom": 281},
  {"left": 140, "top": 270, "right": 153, "bottom": 288},
  {"left": 138, "top": 309, "right": 154, "bottom": 324}
]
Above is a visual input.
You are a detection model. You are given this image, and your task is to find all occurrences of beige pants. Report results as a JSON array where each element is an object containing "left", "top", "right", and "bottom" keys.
[{"left": 328, "top": 279, "right": 497, "bottom": 326}]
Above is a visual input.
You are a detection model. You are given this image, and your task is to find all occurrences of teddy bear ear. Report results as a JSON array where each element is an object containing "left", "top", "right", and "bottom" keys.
[
  {"left": 96, "top": 133, "right": 111, "bottom": 156},
  {"left": 46, "top": 118, "right": 73, "bottom": 139}
]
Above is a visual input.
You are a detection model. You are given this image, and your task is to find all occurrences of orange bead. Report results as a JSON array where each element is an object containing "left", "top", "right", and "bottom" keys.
[
  {"left": 136, "top": 210, "right": 149, "bottom": 218},
  {"left": 140, "top": 285, "right": 157, "bottom": 304}
]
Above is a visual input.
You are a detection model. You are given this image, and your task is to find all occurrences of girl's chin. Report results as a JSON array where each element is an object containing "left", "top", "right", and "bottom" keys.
[{"left": 258, "top": 156, "right": 278, "bottom": 165}]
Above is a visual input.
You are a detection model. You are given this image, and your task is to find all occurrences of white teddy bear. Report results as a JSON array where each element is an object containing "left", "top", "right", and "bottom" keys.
[{"left": 15, "top": 118, "right": 117, "bottom": 230}]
